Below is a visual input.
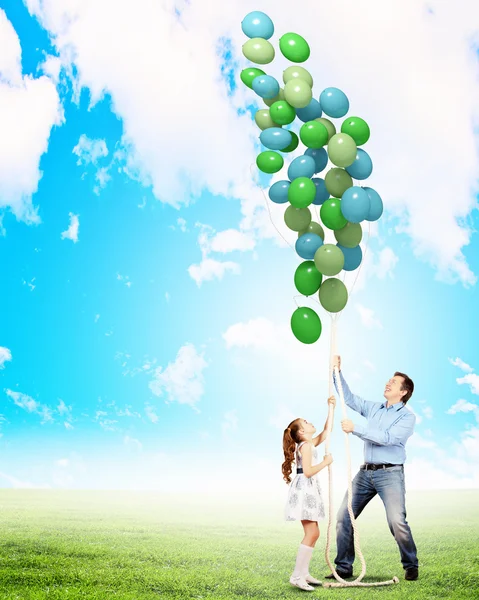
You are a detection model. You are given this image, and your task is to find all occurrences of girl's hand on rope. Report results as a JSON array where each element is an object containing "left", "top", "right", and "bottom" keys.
[
  {"left": 328, "top": 395, "right": 336, "bottom": 407},
  {"left": 323, "top": 454, "right": 333, "bottom": 466}
]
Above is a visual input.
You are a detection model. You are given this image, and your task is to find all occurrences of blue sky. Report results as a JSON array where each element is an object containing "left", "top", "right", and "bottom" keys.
[{"left": 1, "top": 0, "right": 479, "bottom": 494}]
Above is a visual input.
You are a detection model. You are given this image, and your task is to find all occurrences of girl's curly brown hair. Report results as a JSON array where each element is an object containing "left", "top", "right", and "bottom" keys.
[{"left": 282, "top": 418, "right": 303, "bottom": 484}]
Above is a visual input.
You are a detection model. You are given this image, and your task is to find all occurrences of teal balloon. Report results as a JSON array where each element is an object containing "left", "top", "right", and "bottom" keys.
[
  {"left": 320, "top": 87, "right": 349, "bottom": 118},
  {"left": 291, "top": 307, "right": 322, "bottom": 344},
  {"left": 260, "top": 127, "right": 292, "bottom": 150},
  {"left": 337, "top": 244, "right": 363, "bottom": 271},
  {"left": 363, "top": 187, "right": 384, "bottom": 221},
  {"left": 268, "top": 180, "right": 290, "bottom": 204},
  {"left": 341, "top": 187, "right": 370, "bottom": 223},
  {"left": 346, "top": 149, "right": 373, "bottom": 180},
  {"left": 241, "top": 11, "right": 274, "bottom": 40},
  {"left": 252, "top": 75, "right": 280, "bottom": 99}
]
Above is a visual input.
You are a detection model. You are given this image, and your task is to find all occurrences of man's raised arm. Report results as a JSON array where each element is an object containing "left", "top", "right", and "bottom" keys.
[{"left": 332, "top": 355, "right": 377, "bottom": 419}]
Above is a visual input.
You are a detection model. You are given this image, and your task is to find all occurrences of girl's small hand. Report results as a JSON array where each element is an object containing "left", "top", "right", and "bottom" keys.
[
  {"left": 328, "top": 395, "right": 336, "bottom": 407},
  {"left": 323, "top": 454, "right": 333, "bottom": 466}
]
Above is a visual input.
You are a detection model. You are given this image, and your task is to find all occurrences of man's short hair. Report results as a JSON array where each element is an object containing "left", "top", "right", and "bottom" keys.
[{"left": 395, "top": 371, "right": 414, "bottom": 403}]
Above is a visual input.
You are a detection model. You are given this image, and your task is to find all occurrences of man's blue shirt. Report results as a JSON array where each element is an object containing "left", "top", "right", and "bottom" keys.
[{"left": 333, "top": 371, "right": 416, "bottom": 465}]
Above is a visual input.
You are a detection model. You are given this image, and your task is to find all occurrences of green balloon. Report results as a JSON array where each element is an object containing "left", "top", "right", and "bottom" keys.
[
  {"left": 284, "top": 79, "right": 312, "bottom": 109},
  {"left": 298, "top": 221, "right": 325, "bottom": 240},
  {"left": 242, "top": 38, "right": 275, "bottom": 65},
  {"left": 320, "top": 198, "right": 348, "bottom": 230},
  {"left": 256, "top": 151, "right": 284, "bottom": 174},
  {"left": 319, "top": 278, "right": 348, "bottom": 313},
  {"left": 334, "top": 222, "right": 363, "bottom": 248},
  {"left": 341, "top": 116, "right": 370, "bottom": 146},
  {"left": 300, "top": 121, "right": 329, "bottom": 148},
  {"left": 294, "top": 261, "right": 323, "bottom": 296},
  {"left": 314, "top": 244, "right": 345, "bottom": 276},
  {"left": 280, "top": 131, "right": 299, "bottom": 153},
  {"left": 291, "top": 307, "right": 322, "bottom": 344},
  {"left": 284, "top": 206, "right": 312, "bottom": 231},
  {"left": 288, "top": 177, "right": 316, "bottom": 208},
  {"left": 240, "top": 68, "right": 266, "bottom": 89},
  {"left": 328, "top": 133, "right": 357, "bottom": 168},
  {"left": 283, "top": 66, "right": 313, "bottom": 88},
  {"left": 264, "top": 88, "right": 285, "bottom": 107},
  {"left": 325, "top": 168, "right": 353, "bottom": 197},
  {"left": 315, "top": 117, "right": 336, "bottom": 141},
  {"left": 279, "top": 33, "right": 311, "bottom": 63},
  {"left": 255, "top": 109, "right": 280, "bottom": 130},
  {"left": 269, "top": 101, "right": 296, "bottom": 125}
]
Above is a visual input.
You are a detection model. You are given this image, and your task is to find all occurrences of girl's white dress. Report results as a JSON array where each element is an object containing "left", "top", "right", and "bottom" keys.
[{"left": 285, "top": 441, "right": 326, "bottom": 522}]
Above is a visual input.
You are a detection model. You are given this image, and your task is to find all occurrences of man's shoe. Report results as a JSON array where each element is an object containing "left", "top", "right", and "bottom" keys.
[
  {"left": 405, "top": 567, "right": 419, "bottom": 581},
  {"left": 325, "top": 569, "right": 353, "bottom": 579}
]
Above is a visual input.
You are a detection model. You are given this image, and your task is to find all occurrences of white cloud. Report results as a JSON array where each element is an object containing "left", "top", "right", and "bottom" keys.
[
  {"left": 6, "top": 389, "right": 39, "bottom": 413},
  {"left": 269, "top": 404, "right": 298, "bottom": 431},
  {"left": 5, "top": 389, "right": 56, "bottom": 424},
  {"left": 73, "top": 134, "right": 108, "bottom": 166},
  {"left": 124, "top": 435, "right": 143, "bottom": 451},
  {"left": 447, "top": 398, "right": 479, "bottom": 418},
  {"left": 149, "top": 343, "right": 208, "bottom": 410},
  {"left": 177, "top": 218, "right": 187, "bottom": 233},
  {"left": 0, "top": 346, "right": 12, "bottom": 369},
  {"left": 117, "top": 273, "right": 132, "bottom": 287},
  {"left": 221, "top": 410, "right": 238, "bottom": 438},
  {"left": 73, "top": 134, "right": 111, "bottom": 195},
  {"left": 61, "top": 212, "right": 79, "bottom": 243},
  {"left": 145, "top": 404, "right": 159, "bottom": 424},
  {"left": 0, "top": 9, "right": 62, "bottom": 225},
  {"left": 209, "top": 229, "right": 256, "bottom": 254},
  {"left": 188, "top": 257, "right": 240, "bottom": 287},
  {"left": 356, "top": 304, "right": 383, "bottom": 329},
  {"left": 422, "top": 406, "right": 434, "bottom": 419},
  {"left": 25, "top": 0, "right": 479, "bottom": 284},
  {"left": 457, "top": 373, "right": 479, "bottom": 395},
  {"left": 449, "top": 357, "right": 474, "bottom": 373},
  {"left": 0, "top": 470, "right": 50, "bottom": 489}
]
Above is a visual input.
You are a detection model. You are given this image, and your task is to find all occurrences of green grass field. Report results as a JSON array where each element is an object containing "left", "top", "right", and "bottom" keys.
[{"left": 0, "top": 489, "right": 478, "bottom": 599}]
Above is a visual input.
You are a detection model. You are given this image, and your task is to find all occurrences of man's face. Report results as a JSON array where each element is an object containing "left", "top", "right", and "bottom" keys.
[{"left": 384, "top": 375, "right": 406, "bottom": 402}]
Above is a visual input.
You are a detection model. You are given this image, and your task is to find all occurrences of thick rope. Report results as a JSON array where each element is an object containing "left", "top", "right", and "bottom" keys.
[
  {"left": 249, "top": 167, "right": 398, "bottom": 587},
  {"left": 322, "top": 317, "right": 399, "bottom": 588}
]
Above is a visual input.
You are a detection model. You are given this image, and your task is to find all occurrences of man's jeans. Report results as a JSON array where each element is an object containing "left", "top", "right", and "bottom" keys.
[{"left": 335, "top": 466, "right": 418, "bottom": 571}]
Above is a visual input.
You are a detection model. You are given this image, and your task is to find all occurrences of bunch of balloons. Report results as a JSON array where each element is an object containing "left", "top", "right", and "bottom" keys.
[{"left": 241, "top": 11, "right": 384, "bottom": 344}]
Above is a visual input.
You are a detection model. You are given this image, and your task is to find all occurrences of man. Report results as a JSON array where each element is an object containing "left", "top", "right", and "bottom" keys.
[{"left": 325, "top": 355, "right": 419, "bottom": 581}]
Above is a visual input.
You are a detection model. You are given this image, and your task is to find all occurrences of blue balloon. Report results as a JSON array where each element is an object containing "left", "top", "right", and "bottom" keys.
[
  {"left": 363, "top": 187, "right": 384, "bottom": 221},
  {"left": 241, "top": 11, "right": 274, "bottom": 39},
  {"left": 341, "top": 186, "right": 370, "bottom": 223},
  {"left": 337, "top": 244, "right": 363, "bottom": 271},
  {"left": 320, "top": 87, "right": 349, "bottom": 118},
  {"left": 305, "top": 148, "right": 328, "bottom": 173},
  {"left": 311, "top": 178, "right": 330, "bottom": 205},
  {"left": 252, "top": 75, "right": 280, "bottom": 99},
  {"left": 288, "top": 155, "right": 316, "bottom": 180},
  {"left": 296, "top": 99, "right": 322, "bottom": 123},
  {"left": 345, "top": 149, "right": 373, "bottom": 180},
  {"left": 269, "top": 180, "right": 290, "bottom": 204},
  {"left": 296, "top": 233, "right": 324, "bottom": 260},
  {"left": 260, "top": 127, "right": 292, "bottom": 151}
]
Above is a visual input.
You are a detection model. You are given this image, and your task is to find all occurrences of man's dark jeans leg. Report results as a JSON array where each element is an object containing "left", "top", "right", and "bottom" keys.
[
  {"left": 335, "top": 469, "right": 376, "bottom": 572},
  {"left": 335, "top": 467, "right": 418, "bottom": 573},
  {"left": 375, "top": 467, "right": 418, "bottom": 569}
]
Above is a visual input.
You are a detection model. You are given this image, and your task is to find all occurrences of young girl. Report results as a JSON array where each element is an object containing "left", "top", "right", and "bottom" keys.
[{"left": 282, "top": 396, "right": 335, "bottom": 591}]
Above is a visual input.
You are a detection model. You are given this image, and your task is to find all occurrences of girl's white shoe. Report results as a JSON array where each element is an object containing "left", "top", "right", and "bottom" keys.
[
  {"left": 289, "top": 575, "right": 315, "bottom": 591},
  {"left": 305, "top": 574, "right": 322, "bottom": 585}
]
